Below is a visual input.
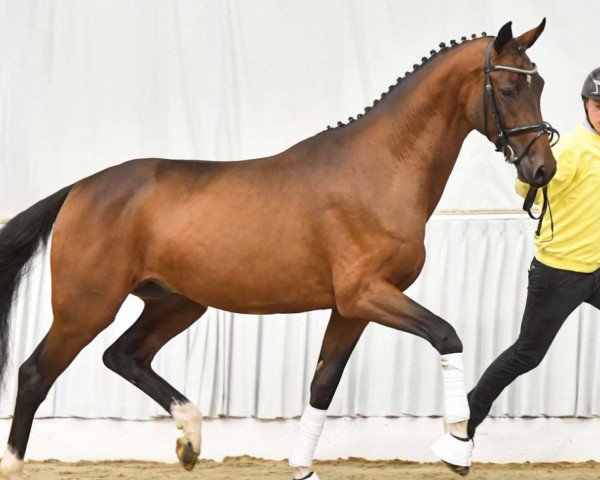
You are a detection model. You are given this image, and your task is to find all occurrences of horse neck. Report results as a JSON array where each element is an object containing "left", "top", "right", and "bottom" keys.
[{"left": 355, "top": 43, "right": 484, "bottom": 217}]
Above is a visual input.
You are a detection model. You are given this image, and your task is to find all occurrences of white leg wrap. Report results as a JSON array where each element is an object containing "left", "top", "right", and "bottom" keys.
[
  {"left": 441, "top": 353, "right": 469, "bottom": 424},
  {"left": 289, "top": 405, "right": 327, "bottom": 468},
  {"left": 171, "top": 401, "right": 203, "bottom": 454},
  {"left": 0, "top": 446, "right": 23, "bottom": 480}
]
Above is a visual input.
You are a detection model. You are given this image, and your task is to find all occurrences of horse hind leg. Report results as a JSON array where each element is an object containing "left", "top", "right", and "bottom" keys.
[
  {"left": 0, "top": 296, "right": 125, "bottom": 480},
  {"left": 102, "top": 293, "right": 207, "bottom": 471}
]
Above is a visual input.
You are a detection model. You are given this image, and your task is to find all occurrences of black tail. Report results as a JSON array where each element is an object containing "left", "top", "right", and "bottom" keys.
[{"left": 0, "top": 185, "right": 73, "bottom": 386}]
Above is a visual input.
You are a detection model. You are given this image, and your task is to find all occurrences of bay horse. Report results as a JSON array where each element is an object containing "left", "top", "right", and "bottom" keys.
[{"left": 0, "top": 20, "right": 556, "bottom": 480}]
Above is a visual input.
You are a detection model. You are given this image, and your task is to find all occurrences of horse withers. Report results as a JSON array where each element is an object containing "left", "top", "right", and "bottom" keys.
[{"left": 0, "top": 20, "right": 555, "bottom": 480}]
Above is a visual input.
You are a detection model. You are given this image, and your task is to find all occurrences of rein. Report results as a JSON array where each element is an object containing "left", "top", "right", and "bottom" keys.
[{"left": 522, "top": 185, "right": 554, "bottom": 241}]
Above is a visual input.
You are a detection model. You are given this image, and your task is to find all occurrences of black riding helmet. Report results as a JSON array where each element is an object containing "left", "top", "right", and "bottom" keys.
[
  {"left": 582, "top": 67, "right": 600, "bottom": 99},
  {"left": 582, "top": 67, "right": 600, "bottom": 131}
]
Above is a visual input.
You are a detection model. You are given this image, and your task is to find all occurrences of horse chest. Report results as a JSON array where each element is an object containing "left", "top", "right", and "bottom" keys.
[{"left": 384, "top": 245, "right": 426, "bottom": 288}]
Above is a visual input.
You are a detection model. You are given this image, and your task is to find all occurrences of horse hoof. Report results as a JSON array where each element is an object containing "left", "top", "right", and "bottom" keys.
[
  {"left": 430, "top": 432, "right": 473, "bottom": 476},
  {"left": 0, "top": 448, "right": 24, "bottom": 480},
  {"left": 442, "top": 461, "right": 470, "bottom": 476},
  {"left": 176, "top": 437, "right": 199, "bottom": 471},
  {"left": 294, "top": 473, "right": 321, "bottom": 480}
]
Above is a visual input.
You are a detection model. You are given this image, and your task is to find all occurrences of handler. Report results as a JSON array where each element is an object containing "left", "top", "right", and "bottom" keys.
[{"left": 467, "top": 67, "right": 600, "bottom": 438}]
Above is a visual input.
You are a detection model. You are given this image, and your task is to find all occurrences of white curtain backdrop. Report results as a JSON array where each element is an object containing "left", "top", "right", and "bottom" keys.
[
  {"left": 1, "top": 0, "right": 598, "bottom": 218},
  {"left": 1, "top": 216, "right": 599, "bottom": 420},
  {"left": 1, "top": 1, "right": 599, "bottom": 421}
]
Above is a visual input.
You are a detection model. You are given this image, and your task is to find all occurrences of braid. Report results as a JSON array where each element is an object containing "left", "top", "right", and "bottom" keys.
[{"left": 324, "top": 32, "right": 489, "bottom": 131}]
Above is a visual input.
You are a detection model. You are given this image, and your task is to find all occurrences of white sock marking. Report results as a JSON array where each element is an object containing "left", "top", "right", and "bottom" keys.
[
  {"left": 0, "top": 446, "right": 23, "bottom": 480},
  {"left": 171, "top": 401, "right": 203, "bottom": 454}
]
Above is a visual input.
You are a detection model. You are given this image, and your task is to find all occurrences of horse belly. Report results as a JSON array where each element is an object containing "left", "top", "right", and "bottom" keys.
[
  {"left": 154, "top": 233, "right": 334, "bottom": 314},
  {"left": 177, "top": 263, "right": 333, "bottom": 314}
]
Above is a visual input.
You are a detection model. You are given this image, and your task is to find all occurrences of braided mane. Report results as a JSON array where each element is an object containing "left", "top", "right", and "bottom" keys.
[{"left": 325, "top": 32, "right": 490, "bottom": 131}]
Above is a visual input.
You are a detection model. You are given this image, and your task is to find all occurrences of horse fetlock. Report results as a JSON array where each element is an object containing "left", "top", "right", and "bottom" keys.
[
  {"left": 171, "top": 402, "right": 202, "bottom": 470},
  {"left": 0, "top": 447, "right": 23, "bottom": 480}
]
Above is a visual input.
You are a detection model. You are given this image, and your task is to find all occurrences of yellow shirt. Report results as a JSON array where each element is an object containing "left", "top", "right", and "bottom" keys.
[{"left": 516, "top": 125, "right": 600, "bottom": 273}]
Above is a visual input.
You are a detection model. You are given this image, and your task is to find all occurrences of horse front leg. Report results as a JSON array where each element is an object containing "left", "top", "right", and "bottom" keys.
[
  {"left": 335, "top": 278, "right": 472, "bottom": 476},
  {"left": 290, "top": 310, "right": 368, "bottom": 480}
]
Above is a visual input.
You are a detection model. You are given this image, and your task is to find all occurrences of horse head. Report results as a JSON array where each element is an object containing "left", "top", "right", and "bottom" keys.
[{"left": 469, "top": 19, "right": 558, "bottom": 187}]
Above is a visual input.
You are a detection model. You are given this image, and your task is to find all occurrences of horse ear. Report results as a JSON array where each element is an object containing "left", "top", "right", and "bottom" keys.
[
  {"left": 516, "top": 18, "right": 546, "bottom": 50},
  {"left": 494, "top": 21, "right": 513, "bottom": 54}
]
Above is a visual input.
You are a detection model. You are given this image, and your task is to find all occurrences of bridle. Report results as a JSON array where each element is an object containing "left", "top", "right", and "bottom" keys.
[
  {"left": 483, "top": 38, "right": 559, "bottom": 165},
  {"left": 483, "top": 38, "right": 558, "bottom": 240}
]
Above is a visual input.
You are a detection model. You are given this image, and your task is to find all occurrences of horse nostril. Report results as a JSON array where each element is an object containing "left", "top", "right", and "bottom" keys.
[{"left": 533, "top": 165, "right": 547, "bottom": 187}]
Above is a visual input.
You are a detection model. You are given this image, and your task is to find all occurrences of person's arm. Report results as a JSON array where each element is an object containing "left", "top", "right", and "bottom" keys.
[{"left": 515, "top": 144, "right": 579, "bottom": 204}]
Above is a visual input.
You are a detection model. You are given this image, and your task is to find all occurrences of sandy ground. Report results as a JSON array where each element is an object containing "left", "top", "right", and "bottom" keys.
[{"left": 19, "top": 457, "right": 600, "bottom": 479}]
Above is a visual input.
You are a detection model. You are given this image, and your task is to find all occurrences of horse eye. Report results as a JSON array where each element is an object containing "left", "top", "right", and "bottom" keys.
[{"left": 500, "top": 88, "right": 513, "bottom": 98}]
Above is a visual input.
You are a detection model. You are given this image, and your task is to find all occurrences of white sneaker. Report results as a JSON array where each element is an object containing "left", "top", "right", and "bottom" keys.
[
  {"left": 431, "top": 432, "right": 473, "bottom": 472},
  {"left": 294, "top": 472, "right": 320, "bottom": 480}
]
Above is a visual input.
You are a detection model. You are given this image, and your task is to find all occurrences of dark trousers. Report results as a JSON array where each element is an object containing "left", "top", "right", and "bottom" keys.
[{"left": 467, "top": 257, "right": 600, "bottom": 438}]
